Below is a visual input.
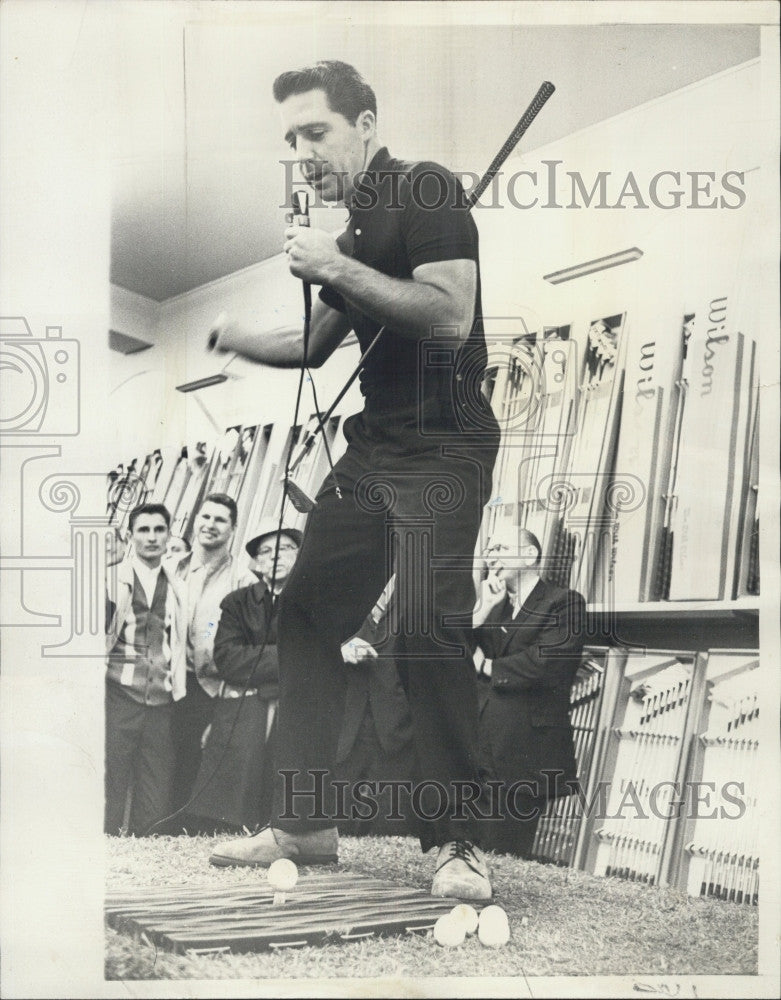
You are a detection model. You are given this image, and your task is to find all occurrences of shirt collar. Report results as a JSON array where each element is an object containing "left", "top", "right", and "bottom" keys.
[
  {"left": 365, "top": 146, "right": 391, "bottom": 172},
  {"left": 131, "top": 555, "right": 161, "bottom": 578},
  {"left": 188, "top": 548, "right": 231, "bottom": 576},
  {"left": 349, "top": 146, "right": 392, "bottom": 211},
  {"left": 511, "top": 576, "right": 544, "bottom": 616}
]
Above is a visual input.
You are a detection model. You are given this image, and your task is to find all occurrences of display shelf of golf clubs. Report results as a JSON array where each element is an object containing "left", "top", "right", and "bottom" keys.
[
  {"left": 586, "top": 599, "right": 759, "bottom": 618},
  {"left": 531, "top": 647, "right": 618, "bottom": 868},
  {"left": 566, "top": 646, "right": 761, "bottom": 903},
  {"left": 669, "top": 650, "right": 760, "bottom": 905},
  {"left": 583, "top": 649, "right": 699, "bottom": 887},
  {"left": 584, "top": 601, "right": 758, "bottom": 654}
]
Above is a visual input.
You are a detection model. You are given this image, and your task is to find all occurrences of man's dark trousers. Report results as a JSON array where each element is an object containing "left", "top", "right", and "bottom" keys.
[
  {"left": 273, "top": 412, "right": 497, "bottom": 852},
  {"left": 171, "top": 671, "right": 214, "bottom": 821},
  {"left": 104, "top": 683, "right": 174, "bottom": 837}
]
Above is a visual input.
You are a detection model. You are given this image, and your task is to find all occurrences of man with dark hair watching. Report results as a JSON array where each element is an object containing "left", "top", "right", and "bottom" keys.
[
  {"left": 170, "top": 492, "right": 251, "bottom": 827},
  {"left": 209, "top": 60, "right": 500, "bottom": 899},
  {"left": 105, "top": 503, "right": 186, "bottom": 836},
  {"left": 473, "top": 526, "right": 586, "bottom": 858}
]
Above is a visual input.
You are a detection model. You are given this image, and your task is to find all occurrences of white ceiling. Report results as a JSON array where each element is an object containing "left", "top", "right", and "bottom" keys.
[{"left": 109, "top": 9, "right": 760, "bottom": 303}]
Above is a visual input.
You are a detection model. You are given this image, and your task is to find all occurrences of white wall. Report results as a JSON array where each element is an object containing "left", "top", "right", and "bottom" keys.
[
  {"left": 110, "top": 284, "right": 160, "bottom": 343},
  {"left": 161, "top": 253, "right": 366, "bottom": 445},
  {"left": 108, "top": 253, "right": 365, "bottom": 461},
  {"left": 107, "top": 285, "right": 172, "bottom": 457},
  {"left": 108, "top": 60, "right": 761, "bottom": 462},
  {"left": 477, "top": 60, "right": 761, "bottom": 339}
]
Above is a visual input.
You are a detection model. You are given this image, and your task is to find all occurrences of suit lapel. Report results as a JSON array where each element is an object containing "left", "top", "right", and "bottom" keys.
[{"left": 498, "top": 578, "right": 548, "bottom": 657}]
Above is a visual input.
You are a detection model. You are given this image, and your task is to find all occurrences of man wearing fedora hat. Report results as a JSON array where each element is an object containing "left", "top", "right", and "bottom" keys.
[
  {"left": 243, "top": 520, "right": 303, "bottom": 596},
  {"left": 187, "top": 520, "right": 302, "bottom": 833}
]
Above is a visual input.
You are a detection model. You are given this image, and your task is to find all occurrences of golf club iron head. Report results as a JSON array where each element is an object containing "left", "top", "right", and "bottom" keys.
[{"left": 284, "top": 476, "right": 318, "bottom": 514}]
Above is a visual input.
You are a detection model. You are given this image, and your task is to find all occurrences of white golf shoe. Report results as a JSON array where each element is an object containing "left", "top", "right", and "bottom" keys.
[
  {"left": 431, "top": 840, "right": 493, "bottom": 900},
  {"left": 209, "top": 825, "right": 338, "bottom": 868}
]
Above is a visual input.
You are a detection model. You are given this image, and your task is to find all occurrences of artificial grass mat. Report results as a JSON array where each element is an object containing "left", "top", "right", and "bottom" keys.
[{"left": 105, "top": 833, "right": 757, "bottom": 981}]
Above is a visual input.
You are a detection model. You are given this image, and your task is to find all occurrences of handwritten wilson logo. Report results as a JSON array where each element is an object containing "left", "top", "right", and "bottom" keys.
[
  {"left": 700, "top": 296, "right": 729, "bottom": 396},
  {"left": 635, "top": 341, "right": 656, "bottom": 401}
]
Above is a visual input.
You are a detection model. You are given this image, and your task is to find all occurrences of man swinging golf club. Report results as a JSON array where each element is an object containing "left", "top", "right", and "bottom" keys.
[{"left": 209, "top": 60, "right": 501, "bottom": 899}]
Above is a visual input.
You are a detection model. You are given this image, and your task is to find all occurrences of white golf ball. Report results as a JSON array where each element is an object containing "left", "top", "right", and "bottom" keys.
[
  {"left": 450, "top": 903, "right": 479, "bottom": 935},
  {"left": 267, "top": 858, "right": 299, "bottom": 891},
  {"left": 433, "top": 913, "right": 466, "bottom": 948},
  {"left": 478, "top": 919, "right": 510, "bottom": 948},
  {"left": 478, "top": 905, "right": 510, "bottom": 948}
]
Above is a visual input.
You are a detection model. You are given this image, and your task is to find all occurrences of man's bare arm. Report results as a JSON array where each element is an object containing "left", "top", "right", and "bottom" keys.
[
  {"left": 209, "top": 296, "right": 352, "bottom": 369},
  {"left": 330, "top": 257, "right": 477, "bottom": 342},
  {"left": 284, "top": 225, "right": 477, "bottom": 342}
]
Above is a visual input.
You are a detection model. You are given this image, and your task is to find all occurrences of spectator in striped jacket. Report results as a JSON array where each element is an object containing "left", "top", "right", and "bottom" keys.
[{"left": 104, "top": 503, "right": 186, "bottom": 836}]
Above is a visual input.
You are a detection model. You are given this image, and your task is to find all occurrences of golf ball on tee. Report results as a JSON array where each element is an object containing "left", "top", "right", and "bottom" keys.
[
  {"left": 267, "top": 858, "right": 299, "bottom": 891},
  {"left": 450, "top": 903, "right": 479, "bottom": 935},
  {"left": 433, "top": 913, "right": 466, "bottom": 948}
]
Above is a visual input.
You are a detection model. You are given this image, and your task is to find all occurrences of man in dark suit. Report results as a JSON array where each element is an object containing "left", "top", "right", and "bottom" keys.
[
  {"left": 473, "top": 527, "right": 586, "bottom": 858},
  {"left": 198, "top": 520, "right": 300, "bottom": 839},
  {"left": 337, "top": 577, "right": 419, "bottom": 838}
]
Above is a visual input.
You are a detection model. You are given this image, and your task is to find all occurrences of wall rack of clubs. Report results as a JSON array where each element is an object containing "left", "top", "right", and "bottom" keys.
[
  {"left": 481, "top": 300, "right": 759, "bottom": 605},
  {"left": 106, "top": 411, "right": 347, "bottom": 566},
  {"left": 533, "top": 645, "right": 760, "bottom": 905}
]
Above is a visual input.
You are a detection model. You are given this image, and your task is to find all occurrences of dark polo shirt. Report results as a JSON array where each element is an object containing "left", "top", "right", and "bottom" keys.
[{"left": 319, "top": 147, "right": 496, "bottom": 446}]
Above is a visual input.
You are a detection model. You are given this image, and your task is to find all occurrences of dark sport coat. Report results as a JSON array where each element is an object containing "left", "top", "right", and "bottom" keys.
[
  {"left": 212, "top": 576, "right": 279, "bottom": 700},
  {"left": 336, "top": 593, "right": 415, "bottom": 764},
  {"left": 475, "top": 577, "right": 587, "bottom": 799}
]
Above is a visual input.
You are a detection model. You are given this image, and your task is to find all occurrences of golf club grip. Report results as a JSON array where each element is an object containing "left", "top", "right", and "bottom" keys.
[{"left": 467, "top": 81, "right": 555, "bottom": 208}]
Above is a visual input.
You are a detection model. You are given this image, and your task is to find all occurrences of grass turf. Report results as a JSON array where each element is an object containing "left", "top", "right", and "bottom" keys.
[{"left": 105, "top": 833, "right": 757, "bottom": 981}]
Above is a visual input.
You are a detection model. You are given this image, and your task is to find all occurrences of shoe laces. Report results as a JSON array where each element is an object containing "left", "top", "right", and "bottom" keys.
[
  {"left": 439, "top": 839, "right": 484, "bottom": 874},
  {"left": 448, "top": 840, "right": 478, "bottom": 862}
]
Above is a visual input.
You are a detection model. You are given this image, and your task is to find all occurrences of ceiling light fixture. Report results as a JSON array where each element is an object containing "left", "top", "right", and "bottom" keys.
[
  {"left": 109, "top": 329, "right": 154, "bottom": 355},
  {"left": 175, "top": 353, "right": 241, "bottom": 393},
  {"left": 175, "top": 373, "right": 228, "bottom": 393},
  {"left": 543, "top": 247, "right": 643, "bottom": 285}
]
